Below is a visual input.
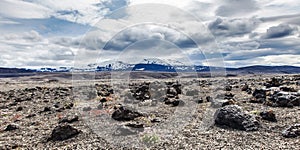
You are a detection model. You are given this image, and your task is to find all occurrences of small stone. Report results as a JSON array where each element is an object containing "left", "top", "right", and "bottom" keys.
[
  {"left": 100, "top": 98, "right": 107, "bottom": 103},
  {"left": 43, "top": 107, "right": 51, "bottom": 112},
  {"left": 241, "top": 84, "right": 249, "bottom": 91},
  {"left": 259, "top": 110, "right": 277, "bottom": 122},
  {"left": 59, "top": 115, "right": 79, "bottom": 124},
  {"left": 225, "top": 85, "right": 232, "bottom": 91},
  {"left": 25, "top": 114, "right": 36, "bottom": 118},
  {"left": 151, "top": 118, "right": 161, "bottom": 123},
  {"left": 82, "top": 107, "right": 92, "bottom": 111},
  {"left": 195, "top": 97, "right": 204, "bottom": 104},
  {"left": 4, "top": 124, "right": 18, "bottom": 131},
  {"left": 16, "top": 107, "right": 23, "bottom": 111},
  {"left": 164, "top": 99, "right": 184, "bottom": 107},
  {"left": 97, "top": 103, "right": 103, "bottom": 110},
  {"left": 282, "top": 124, "right": 300, "bottom": 138},
  {"left": 206, "top": 96, "right": 213, "bottom": 102}
]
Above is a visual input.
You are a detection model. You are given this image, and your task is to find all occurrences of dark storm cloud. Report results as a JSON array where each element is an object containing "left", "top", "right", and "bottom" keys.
[
  {"left": 224, "top": 37, "right": 300, "bottom": 61},
  {"left": 261, "top": 24, "right": 298, "bottom": 39},
  {"left": 259, "top": 38, "right": 300, "bottom": 51},
  {"left": 209, "top": 18, "right": 260, "bottom": 37},
  {"left": 215, "top": 0, "right": 259, "bottom": 17}
]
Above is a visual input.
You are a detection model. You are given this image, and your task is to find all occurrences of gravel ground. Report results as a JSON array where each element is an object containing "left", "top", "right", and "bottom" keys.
[{"left": 0, "top": 74, "right": 299, "bottom": 149}]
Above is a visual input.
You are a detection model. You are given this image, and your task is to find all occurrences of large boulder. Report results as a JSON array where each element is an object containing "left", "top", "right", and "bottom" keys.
[
  {"left": 112, "top": 106, "right": 143, "bottom": 121},
  {"left": 251, "top": 89, "right": 266, "bottom": 103},
  {"left": 49, "top": 125, "right": 81, "bottom": 141},
  {"left": 267, "top": 91, "right": 300, "bottom": 107},
  {"left": 214, "top": 105, "right": 260, "bottom": 131}
]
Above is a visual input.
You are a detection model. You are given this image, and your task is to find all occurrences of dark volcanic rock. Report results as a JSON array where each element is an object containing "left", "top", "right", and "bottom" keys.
[
  {"left": 206, "top": 96, "right": 213, "bottom": 102},
  {"left": 225, "top": 85, "right": 232, "bottom": 91},
  {"left": 265, "top": 77, "right": 282, "bottom": 88},
  {"left": 282, "top": 124, "right": 300, "bottom": 138},
  {"left": 267, "top": 91, "right": 300, "bottom": 107},
  {"left": 164, "top": 99, "right": 184, "bottom": 107},
  {"left": 4, "top": 124, "right": 18, "bottom": 131},
  {"left": 112, "top": 106, "right": 143, "bottom": 121},
  {"left": 251, "top": 89, "right": 266, "bottom": 103},
  {"left": 241, "top": 84, "right": 249, "bottom": 91},
  {"left": 49, "top": 125, "right": 80, "bottom": 141},
  {"left": 259, "top": 110, "right": 277, "bottom": 122},
  {"left": 16, "top": 106, "right": 23, "bottom": 111},
  {"left": 214, "top": 105, "right": 260, "bottom": 131},
  {"left": 280, "top": 86, "right": 297, "bottom": 92}
]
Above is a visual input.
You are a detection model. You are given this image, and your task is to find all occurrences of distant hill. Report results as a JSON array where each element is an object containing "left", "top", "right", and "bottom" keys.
[
  {"left": 0, "top": 67, "right": 36, "bottom": 73},
  {"left": 0, "top": 65, "right": 299, "bottom": 78},
  {"left": 226, "top": 65, "right": 300, "bottom": 74}
]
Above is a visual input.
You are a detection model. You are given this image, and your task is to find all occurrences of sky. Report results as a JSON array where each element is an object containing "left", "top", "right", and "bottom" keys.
[{"left": 0, "top": 0, "right": 300, "bottom": 68}]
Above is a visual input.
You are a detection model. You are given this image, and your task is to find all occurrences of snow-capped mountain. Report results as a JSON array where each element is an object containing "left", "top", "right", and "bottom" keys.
[{"left": 91, "top": 58, "right": 197, "bottom": 72}]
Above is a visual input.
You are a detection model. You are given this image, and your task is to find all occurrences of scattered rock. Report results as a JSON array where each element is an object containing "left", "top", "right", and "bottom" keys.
[
  {"left": 113, "top": 125, "right": 143, "bottom": 136},
  {"left": 112, "top": 106, "right": 143, "bottom": 121},
  {"left": 267, "top": 91, "right": 300, "bottom": 107},
  {"left": 151, "top": 118, "right": 161, "bottom": 123},
  {"left": 241, "top": 84, "right": 249, "bottom": 91},
  {"left": 206, "top": 96, "right": 213, "bottom": 102},
  {"left": 97, "top": 103, "right": 103, "bottom": 110},
  {"left": 195, "top": 97, "right": 204, "bottom": 104},
  {"left": 211, "top": 99, "right": 235, "bottom": 108},
  {"left": 251, "top": 89, "right": 266, "bottom": 103},
  {"left": 59, "top": 115, "right": 79, "bottom": 124},
  {"left": 25, "top": 114, "right": 36, "bottom": 118},
  {"left": 49, "top": 125, "right": 81, "bottom": 141},
  {"left": 280, "top": 86, "right": 297, "bottom": 92},
  {"left": 82, "top": 107, "right": 92, "bottom": 112},
  {"left": 225, "top": 85, "right": 232, "bottom": 91},
  {"left": 99, "top": 98, "right": 107, "bottom": 103},
  {"left": 16, "top": 106, "right": 23, "bottom": 111},
  {"left": 265, "top": 77, "right": 282, "bottom": 88},
  {"left": 42, "top": 107, "right": 51, "bottom": 112},
  {"left": 164, "top": 99, "right": 184, "bottom": 107},
  {"left": 282, "top": 124, "right": 300, "bottom": 138},
  {"left": 64, "top": 103, "right": 74, "bottom": 109},
  {"left": 4, "top": 124, "right": 18, "bottom": 131},
  {"left": 259, "top": 110, "right": 277, "bottom": 122},
  {"left": 214, "top": 105, "right": 260, "bottom": 131}
]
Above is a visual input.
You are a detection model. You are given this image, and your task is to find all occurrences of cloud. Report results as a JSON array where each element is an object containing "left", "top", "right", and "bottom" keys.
[
  {"left": 225, "top": 54, "right": 300, "bottom": 68},
  {"left": 0, "top": 0, "right": 52, "bottom": 19},
  {"left": 0, "top": 30, "right": 76, "bottom": 68},
  {"left": 102, "top": 25, "right": 198, "bottom": 51},
  {"left": 21, "top": 0, "right": 130, "bottom": 25},
  {"left": 261, "top": 24, "right": 298, "bottom": 39},
  {"left": 0, "top": 17, "right": 90, "bottom": 36},
  {"left": 1, "top": 0, "right": 300, "bottom": 68},
  {"left": 215, "top": 0, "right": 259, "bottom": 17},
  {"left": 209, "top": 18, "right": 260, "bottom": 37}
]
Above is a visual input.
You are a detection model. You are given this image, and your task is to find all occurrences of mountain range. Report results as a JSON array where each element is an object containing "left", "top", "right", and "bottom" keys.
[{"left": 1, "top": 58, "right": 300, "bottom": 75}]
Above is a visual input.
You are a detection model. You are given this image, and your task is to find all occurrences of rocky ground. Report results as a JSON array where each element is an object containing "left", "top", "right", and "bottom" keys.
[{"left": 0, "top": 74, "right": 300, "bottom": 149}]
